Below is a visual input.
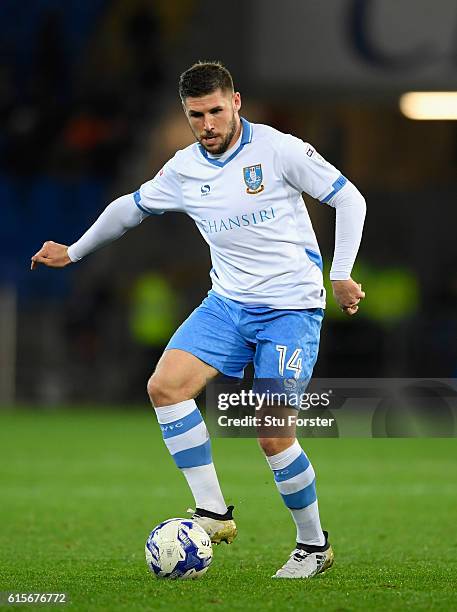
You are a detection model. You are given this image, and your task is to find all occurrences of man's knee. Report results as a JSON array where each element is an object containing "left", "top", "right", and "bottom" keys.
[
  {"left": 258, "top": 437, "right": 296, "bottom": 457},
  {"left": 147, "top": 372, "right": 176, "bottom": 407},
  {"left": 147, "top": 349, "right": 218, "bottom": 408},
  {"left": 146, "top": 373, "right": 161, "bottom": 407},
  {"left": 147, "top": 371, "right": 196, "bottom": 408}
]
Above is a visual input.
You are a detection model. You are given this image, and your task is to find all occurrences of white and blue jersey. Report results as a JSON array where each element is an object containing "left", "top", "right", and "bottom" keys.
[
  {"left": 67, "top": 116, "right": 364, "bottom": 386},
  {"left": 134, "top": 118, "right": 347, "bottom": 310}
]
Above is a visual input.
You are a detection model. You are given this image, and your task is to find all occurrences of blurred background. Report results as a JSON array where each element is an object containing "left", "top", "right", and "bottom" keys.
[{"left": 1, "top": 0, "right": 456, "bottom": 406}]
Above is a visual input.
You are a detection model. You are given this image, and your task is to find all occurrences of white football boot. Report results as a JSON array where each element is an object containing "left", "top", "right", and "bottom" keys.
[
  {"left": 189, "top": 505, "right": 237, "bottom": 545},
  {"left": 273, "top": 531, "right": 334, "bottom": 578}
]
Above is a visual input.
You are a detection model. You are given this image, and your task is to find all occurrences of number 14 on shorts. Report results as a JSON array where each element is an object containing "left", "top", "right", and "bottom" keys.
[{"left": 275, "top": 345, "right": 303, "bottom": 378}]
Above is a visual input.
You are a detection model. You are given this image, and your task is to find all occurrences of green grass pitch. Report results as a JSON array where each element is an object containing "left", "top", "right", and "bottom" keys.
[{"left": 0, "top": 409, "right": 456, "bottom": 611}]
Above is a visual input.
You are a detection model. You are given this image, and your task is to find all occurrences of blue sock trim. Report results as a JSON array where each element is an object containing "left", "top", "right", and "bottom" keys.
[
  {"left": 273, "top": 451, "right": 310, "bottom": 482},
  {"left": 160, "top": 408, "right": 203, "bottom": 439},
  {"left": 281, "top": 479, "right": 317, "bottom": 509},
  {"left": 172, "top": 439, "right": 212, "bottom": 468}
]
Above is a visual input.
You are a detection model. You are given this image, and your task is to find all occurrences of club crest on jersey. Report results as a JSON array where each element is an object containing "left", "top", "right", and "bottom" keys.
[{"left": 243, "top": 164, "right": 264, "bottom": 194}]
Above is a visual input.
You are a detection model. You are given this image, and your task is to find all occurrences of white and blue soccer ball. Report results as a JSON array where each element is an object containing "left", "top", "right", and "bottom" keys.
[{"left": 145, "top": 518, "right": 213, "bottom": 579}]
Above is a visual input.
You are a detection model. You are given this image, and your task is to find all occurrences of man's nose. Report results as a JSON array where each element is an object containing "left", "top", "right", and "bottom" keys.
[{"left": 203, "top": 114, "right": 215, "bottom": 132}]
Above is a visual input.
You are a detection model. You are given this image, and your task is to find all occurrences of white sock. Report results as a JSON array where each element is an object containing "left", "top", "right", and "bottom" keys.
[
  {"left": 265, "top": 440, "right": 325, "bottom": 546},
  {"left": 182, "top": 464, "right": 227, "bottom": 514},
  {"left": 155, "top": 399, "right": 227, "bottom": 514},
  {"left": 289, "top": 500, "right": 325, "bottom": 546}
]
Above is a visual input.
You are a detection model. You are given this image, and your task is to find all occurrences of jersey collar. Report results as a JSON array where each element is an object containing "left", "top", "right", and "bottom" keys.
[{"left": 198, "top": 117, "right": 252, "bottom": 168}]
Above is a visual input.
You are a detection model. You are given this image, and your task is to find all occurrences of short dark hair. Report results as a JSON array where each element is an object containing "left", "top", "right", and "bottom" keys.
[{"left": 179, "top": 61, "right": 234, "bottom": 101}]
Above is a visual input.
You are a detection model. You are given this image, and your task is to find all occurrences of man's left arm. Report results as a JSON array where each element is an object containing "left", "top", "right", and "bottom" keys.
[
  {"left": 325, "top": 180, "right": 366, "bottom": 315},
  {"left": 278, "top": 134, "right": 366, "bottom": 315}
]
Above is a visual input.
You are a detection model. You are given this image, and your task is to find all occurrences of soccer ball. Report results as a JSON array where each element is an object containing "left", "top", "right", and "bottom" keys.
[{"left": 145, "top": 518, "right": 213, "bottom": 579}]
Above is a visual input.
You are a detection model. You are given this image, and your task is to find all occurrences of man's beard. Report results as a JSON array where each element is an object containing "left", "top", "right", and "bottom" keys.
[{"left": 199, "top": 115, "right": 238, "bottom": 155}]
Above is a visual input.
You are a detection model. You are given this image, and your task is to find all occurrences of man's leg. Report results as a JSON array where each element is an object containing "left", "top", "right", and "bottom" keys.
[
  {"left": 249, "top": 307, "right": 332, "bottom": 576},
  {"left": 257, "top": 427, "right": 325, "bottom": 547},
  {"left": 258, "top": 429, "right": 333, "bottom": 578},
  {"left": 147, "top": 348, "right": 237, "bottom": 543},
  {"left": 148, "top": 348, "right": 226, "bottom": 513}
]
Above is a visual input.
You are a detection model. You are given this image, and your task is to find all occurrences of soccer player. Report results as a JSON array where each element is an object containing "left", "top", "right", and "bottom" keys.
[{"left": 31, "top": 61, "right": 366, "bottom": 579}]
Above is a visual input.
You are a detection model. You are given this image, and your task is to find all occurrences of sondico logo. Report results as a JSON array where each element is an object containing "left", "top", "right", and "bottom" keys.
[
  {"left": 201, "top": 184, "right": 211, "bottom": 197},
  {"left": 276, "top": 469, "right": 289, "bottom": 477},
  {"left": 160, "top": 422, "right": 184, "bottom": 433}
]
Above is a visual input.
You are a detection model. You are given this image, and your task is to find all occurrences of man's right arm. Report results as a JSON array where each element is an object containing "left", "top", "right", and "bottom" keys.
[
  {"left": 31, "top": 193, "right": 147, "bottom": 270},
  {"left": 31, "top": 154, "right": 185, "bottom": 270}
]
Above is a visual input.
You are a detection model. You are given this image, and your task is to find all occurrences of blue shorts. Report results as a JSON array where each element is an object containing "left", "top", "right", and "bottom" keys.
[{"left": 166, "top": 291, "right": 323, "bottom": 389}]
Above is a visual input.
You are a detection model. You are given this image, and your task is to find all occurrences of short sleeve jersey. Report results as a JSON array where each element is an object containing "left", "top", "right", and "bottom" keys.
[{"left": 134, "top": 118, "right": 347, "bottom": 309}]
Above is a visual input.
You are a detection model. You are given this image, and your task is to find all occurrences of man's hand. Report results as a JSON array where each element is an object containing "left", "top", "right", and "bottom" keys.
[
  {"left": 31, "top": 241, "right": 72, "bottom": 270},
  {"left": 331, "top": 278, "right": 365, "bottom": 316}
]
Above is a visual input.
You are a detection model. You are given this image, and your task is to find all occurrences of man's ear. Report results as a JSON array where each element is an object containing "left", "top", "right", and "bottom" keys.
[{"left": 233, "top": 92, "right": 241, "bottom": 112}]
